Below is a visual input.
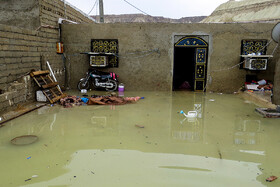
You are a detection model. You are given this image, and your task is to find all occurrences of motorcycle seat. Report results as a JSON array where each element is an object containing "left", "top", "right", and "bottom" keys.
[{"left": 101, "top": 74, "right": 111, "bottom": 79}]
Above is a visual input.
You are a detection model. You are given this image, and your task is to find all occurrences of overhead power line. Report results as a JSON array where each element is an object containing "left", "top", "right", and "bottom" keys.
[
  {"left": 88, "top": 0, "right": 98, "bottom": 15},
  {"left": 123, "top": 0, "right": 151, "bottom": 16}
]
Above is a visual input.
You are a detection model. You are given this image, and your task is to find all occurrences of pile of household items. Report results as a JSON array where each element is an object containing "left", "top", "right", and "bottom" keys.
[
  {"left": 244, "top": 79, "right": 273, "bottom": 92},
  {"left": 60, "top": 95, "right": 142, "bottom": 108}
]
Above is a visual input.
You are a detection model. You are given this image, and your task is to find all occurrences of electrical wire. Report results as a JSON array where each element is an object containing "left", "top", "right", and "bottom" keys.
[
  {"left": 114, "top": 49, "right": 159, "bottom": 58},
  {"left": 271, "top": 43, "right": 279, "bottom": 56},
  {"left": 239, "top": 24, "right": 270, "bottom": 35},
  {"left": 123, "top": 0, "right": 150, "bottom": 16},
  {"left": 113, "top": 48, "right": 159, "bottom": 59},
  {"left": 88, "top": 0, "right": 98, "bottom": 15},
  {"left": 64, "top": 48, "right": 160, "bottom": 59},
  {"left": 211, "top": 60, "right": 245, "bottom": 72},
  {"left": 255, "top": 39, "right": 273, "bottom": 54},
  {"left": 204, "top": 42, "right": 278, "bottom": 92}
]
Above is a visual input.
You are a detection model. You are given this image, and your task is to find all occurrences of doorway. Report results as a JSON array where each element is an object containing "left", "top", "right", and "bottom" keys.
[
  {"left": 173, "top": 47, "right": 196, "bottom": 90},
  {"left": 173, "top": 36, "right": 208, "bottom": 91}
]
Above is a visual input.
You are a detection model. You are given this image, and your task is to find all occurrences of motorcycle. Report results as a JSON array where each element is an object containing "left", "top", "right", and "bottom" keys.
[{"left": 77, "top": 68, "right": 118, "bottom": 91}]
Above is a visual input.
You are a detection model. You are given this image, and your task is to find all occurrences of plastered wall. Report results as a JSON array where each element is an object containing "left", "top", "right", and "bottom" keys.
[
  {"left": 273, "top": 58, "right": 280, "bottom": 105},
  {"left": 0, "top": 0, "right": 40, "bottom": 30},
  {"left": 61, "top": 23, "right": 279, "bottom": 94}
]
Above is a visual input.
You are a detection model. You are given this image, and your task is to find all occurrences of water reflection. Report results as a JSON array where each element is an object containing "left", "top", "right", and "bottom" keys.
[
  {"left": 171, "top": 92, "right": 204, "bottom": 143},
  {"left": 0, "top": 91, "right": 279, "bottom": 187},
  {"left": 234, "top": 118, "right": 261, "bottom": 145}
]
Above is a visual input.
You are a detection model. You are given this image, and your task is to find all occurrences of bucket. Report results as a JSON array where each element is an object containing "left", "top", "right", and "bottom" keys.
[
  {"left": 118, "top": 83, "right": 124, "bottom": 92},
  {"left": 258, "top": 79, "right": 266, "bottom": 86}
]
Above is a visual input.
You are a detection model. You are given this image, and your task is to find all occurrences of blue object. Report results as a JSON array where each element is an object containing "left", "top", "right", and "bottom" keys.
[
  {"left": 81, "top": 97, "right": 89, "bottom": 103},
  {"left": 180, "top": 110, "right": 188, "bottom": 118},
  {"left": 140, "top": 97, "right": 144, "bottom": 99},
  {"left": 27, "top": 156, "right": 31, "bottom": 159}
]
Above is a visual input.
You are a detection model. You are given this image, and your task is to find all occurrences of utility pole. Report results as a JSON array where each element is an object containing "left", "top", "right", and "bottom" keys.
[{"left": 99, "top": 0, "right": 104, "bottom": 23}]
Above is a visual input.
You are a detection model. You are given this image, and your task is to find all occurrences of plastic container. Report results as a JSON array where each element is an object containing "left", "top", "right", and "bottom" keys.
[
  {"left": 36, "top": 90, "right": 47, "bottom": 102},
  {"left": 258, "top": 79, "right": 266, "bottom": 85},
  {"left": 180, "top": 110, "right": 197, "bottom": 118},
  {"left": 118, "top": 92, "right": 124, "bottom": 97},
  {"left": 187, "top": 111, "right": 198, "bottom": 118},
  {"left": 81, "top": 89, "right": 87, "bottom": 94},
  {"left": 118, "top": 83, "right": 124, "bottom": 92}
]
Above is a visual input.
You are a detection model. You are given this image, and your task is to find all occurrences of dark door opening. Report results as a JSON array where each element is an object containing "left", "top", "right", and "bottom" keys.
[{"left": 173, "top": 47, "right": 196, "bottom": 91}]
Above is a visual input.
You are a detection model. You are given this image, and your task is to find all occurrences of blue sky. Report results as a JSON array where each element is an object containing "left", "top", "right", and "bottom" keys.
[{"left": 66, "top": 0, "right": 229, "bottom": 19}]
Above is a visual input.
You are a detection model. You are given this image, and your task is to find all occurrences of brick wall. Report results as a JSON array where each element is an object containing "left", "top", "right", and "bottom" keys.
[
  {"left": 0, "top": 0, "right": 95, "bottom": 113},
  {"left": 0, "top": 23, "right": 63, "bottom": 113}
]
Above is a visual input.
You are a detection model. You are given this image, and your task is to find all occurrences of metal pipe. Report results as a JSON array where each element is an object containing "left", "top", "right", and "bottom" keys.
[{"left": 46, "top": 61, "right": 62, "bottom": 92}]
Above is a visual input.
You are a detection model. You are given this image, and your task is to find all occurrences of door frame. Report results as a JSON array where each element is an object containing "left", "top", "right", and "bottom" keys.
[{"left": 172, "top": 35, "right": 209, "bottom": 92}]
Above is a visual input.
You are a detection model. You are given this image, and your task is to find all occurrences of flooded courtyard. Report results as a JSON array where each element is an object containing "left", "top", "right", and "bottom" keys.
[{"left": 0, "top": 91, "right": 279, "bottom": 187}]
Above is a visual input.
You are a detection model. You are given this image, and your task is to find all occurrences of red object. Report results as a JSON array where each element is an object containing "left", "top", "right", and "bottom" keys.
[
  {"left": 266, "top": 176, "right": 278, "bottom": 182},
  {"left": 135, "top": 125, "right": 145, "bottom": 128}
]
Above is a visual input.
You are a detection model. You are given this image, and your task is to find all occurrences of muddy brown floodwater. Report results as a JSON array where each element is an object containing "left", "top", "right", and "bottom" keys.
[{"left": 0, "top": 91, "right": 279, "bottom": 187}]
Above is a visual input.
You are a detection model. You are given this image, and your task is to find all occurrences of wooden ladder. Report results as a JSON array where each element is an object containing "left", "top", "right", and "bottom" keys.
[{"left": 30, "top": 70, "right": 67, "bottom": 104}]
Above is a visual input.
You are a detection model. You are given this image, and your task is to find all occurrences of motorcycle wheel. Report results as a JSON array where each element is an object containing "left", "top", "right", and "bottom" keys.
[
  {"left": 105, "top": 80, "right": 118, "bottom": 91},
  {"left": 77, "top": 80, "right": 90, "bottom": 91}
]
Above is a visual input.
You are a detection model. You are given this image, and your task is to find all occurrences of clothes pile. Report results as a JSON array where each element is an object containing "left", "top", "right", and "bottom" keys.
[
  {"left": 60, "top": 95, "right": 141, "bottom": 108},
  {"left": 60, "top": 96, "right": 84, "bottom": 108},
  {"left": 87, "top": 95, "right": 141, "bottom": 105}
]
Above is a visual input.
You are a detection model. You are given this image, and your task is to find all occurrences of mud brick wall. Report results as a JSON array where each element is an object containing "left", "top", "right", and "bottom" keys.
[
  {"left": 0, "top": 0, "right": 95, "bottom": 113},
  {"left": 0, "top": 81, "right": 32, "bottom": 112},
  {"left": 0, "top": 24, "right": 62, "bottom": 113}
]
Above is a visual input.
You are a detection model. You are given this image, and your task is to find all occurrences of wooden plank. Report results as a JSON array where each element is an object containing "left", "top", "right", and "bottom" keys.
[
  {"left": 42, "top": 90, "right": 53, "bottom": 103},
  {"left": 30, "top": 70, "right": 66, "bottom": 104},
  {"left": 42, "top": 82, "right": 58, "bottom": 89},
  {"left": 40, "top": 75, "right": 48, "bottom": 84},
  {"left": 0, "top": 103, "right": 47, "bottom": 126},
  {"left": 52, "top": 93, "right": 67, "bottom": 103},
  {"left": 49, "top": 88, "right": 58, "bottom": 97},
  {"left": 31, "top": 77, "right": 42, "bottom": 87},
  {"left": 30, "top": 70, "right": 50, "bottom": 77},
  {"left": 47, "top": 75, "right": 55, "bottom": 83}
]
